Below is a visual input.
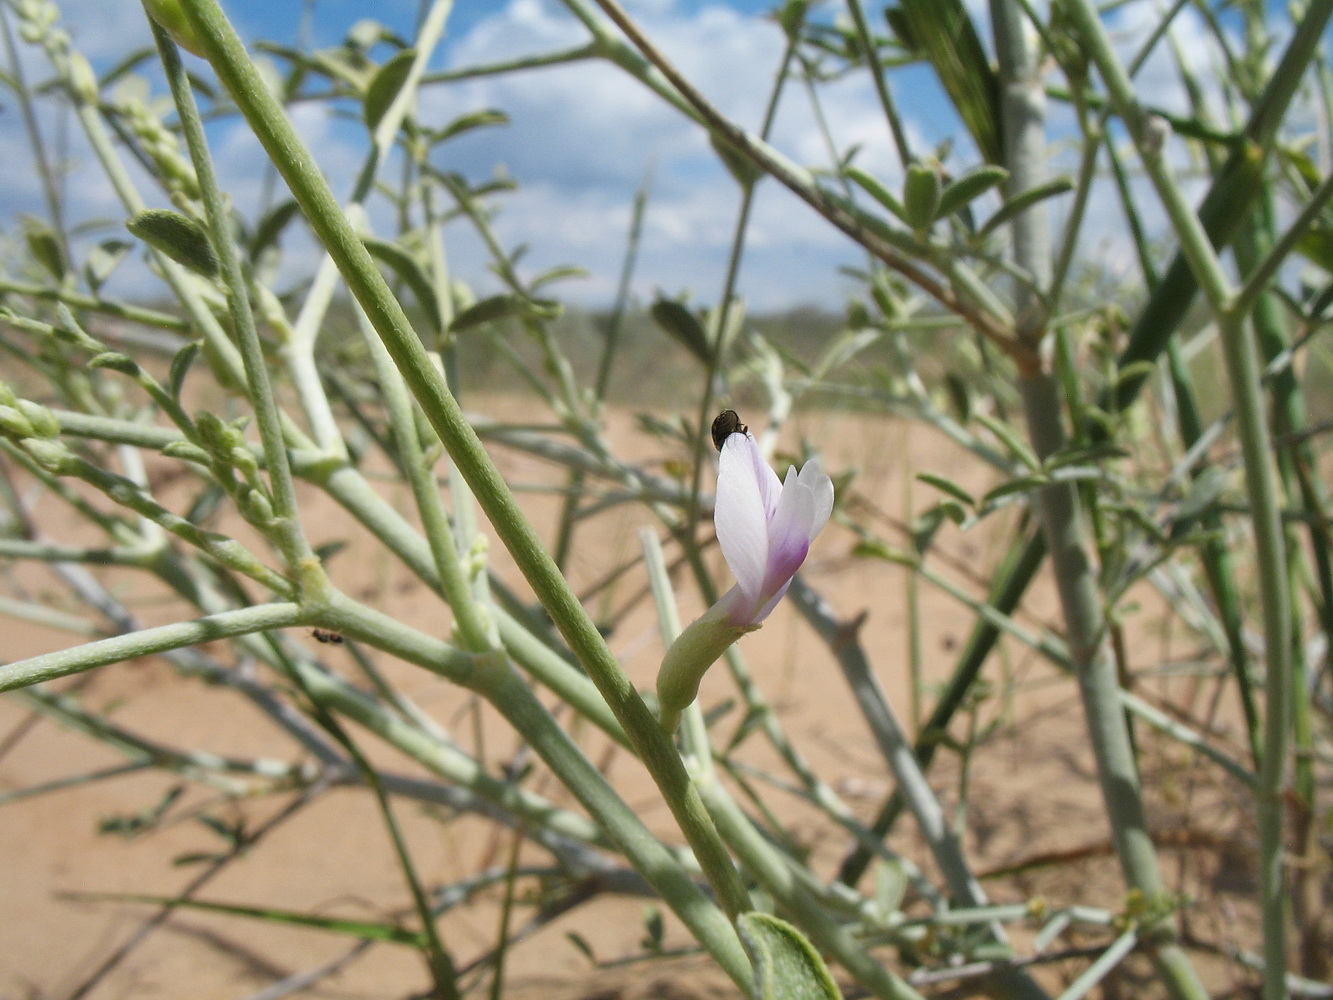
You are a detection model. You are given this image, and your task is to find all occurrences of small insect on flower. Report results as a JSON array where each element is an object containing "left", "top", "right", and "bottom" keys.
[
  {"left": 310, "top": 628, "right": 345, "bottom": 645},
  {"left": 657, "top": 425, "right": 834, "bottom": 732},
  {"left": 711, "top": 409, "right": 748, "bottom": 452}
]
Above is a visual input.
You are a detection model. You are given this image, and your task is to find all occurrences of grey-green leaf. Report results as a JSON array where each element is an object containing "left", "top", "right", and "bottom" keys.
[
  {"left": 24, "top": 220, "right": 65, "bottom": 283},
  {"left": 249, "top": 199, "right": 301, "bottom": 262},
  {"left": 127, "top": 209, "right": 218, "bottom": 277},
  {"left": 711, "top": 133, "right": 763, "bottom": 189},
  {"left": 448, "top": 293, "right": 558, "bottom": 334},
  {"left": 363, "top": 235, "right": 442, "bottom": 333},
  {"left": 429, "top": 108, "right": 509, "bottom": 145},
  {"left": 169, "top": 341, "right": 200, "bottom": 403},
  {"left": 975, "top": 412, "right": 1041, "bottom": 471},
  {"left": 903, "top": 164, "right": 941, "bottom": 232},
  {"left": 936, "top": 164, "right": 1009, "bottom": 221},
  {"left": 85, "top": 239, "right": 132, "bottom": 291},
  {"left": 888, "top": 0, "right": 1002, "bottom": 164},
  {"left": 917, "top": 471, "right": 975, "bottom": 507},
  {"left": 845, "top": 166, "right": 907, "bottom": 223},
  {"left": 363, "top": 48, "right": 416, "bottom": 131},
  {"left": 978, "top": 176, "right": 1074, "bottom": 238},
  {"left": 651, "top": 299, "right": 712, "bottom": 366},
  {"left": 738, "top": 912, "right": 843, "bottom": 1000}
]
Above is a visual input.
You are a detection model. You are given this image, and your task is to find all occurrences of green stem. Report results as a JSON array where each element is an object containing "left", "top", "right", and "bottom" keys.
[
  {"left": 789, "top": 578, "right": 1050, "bottom": 1000},
  {"left": 845, "top": 0, "right": 914, "bottom": 165},
  {"left": 993, "top": 4, "right": 1206, "bottom": 995},
  {"left": 696, "top": 777, "right": 927, "bottom": 1000},
  {"left": 0, "top": 602, "right": 307, "bottom": 692},
  {"left": 1, "top": 3, "right": 69, "bottom": 266},
  {"left": 468, "top": 660, "right": 754, "bottom": 990},
  {"left": 180, "top": 0, "right": 752, "bottom": 925},
  {"left": 149, "top": 13, "right": 313, "bottom": 573},
  {"left": 350, "top": 304, "right": 493, "bottom": 652},
  {"left": 1216, "top": 316, "right": 1294, "bottom": 1000}
]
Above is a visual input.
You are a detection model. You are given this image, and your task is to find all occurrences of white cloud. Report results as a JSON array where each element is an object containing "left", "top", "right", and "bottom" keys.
[
  {"left": 422, "top": 0, "right": 899, "bottom": 306},
  {"left": 11, "top": 0, "right": 1253, "bottom": 313}
]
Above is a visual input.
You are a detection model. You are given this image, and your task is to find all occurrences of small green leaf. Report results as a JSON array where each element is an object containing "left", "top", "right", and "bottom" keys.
[
  {"left": 448, "top": 293, "right": 558, "bottom": 333},
  {"left": 777, "top": 0, "right": 809, "bottom": 40},
  {"left": 529, "top": 265, "right": 588, "bottom": 292},
  {"left": 64, "top": 891, "right": 424, "bottom": 945},
  {"left": 169, "top": 341, "right": 200, "bottom": 402},
  {"left": 24, "top": 220, "right": 66, "bottom": 283},
  {"left": 812, "top": 327, "right": 880, "bottom": 379},
  {"left": 651, "top": 298, "right": 712, "bottom": 365},
  {"left": 89, "top": 352, "right": 140, "bottom": 376},
  {"left": 936, "top": 164, "right": 1009, "bottom": 221},
  {"left": 347, "top": 18, "right": 392, "bottom": 51},
  {"left": 1113, "top": 359, "right": 1157, "bottom": 391},
  {"left": 913, "top": 501, "right": 968, "bottom": 553},
  {"left": 429, "top": 108, "right": 509, "bottom": 145},
  {"left": 363, "top": 48, "right": 416, "bottom": 131},
  {"left": 944, "top": 372, "right": 972, "bottom": 422},
  {"left": 711, "top": 133, "right": 764, "bottom": 189},
  {"left": 902, "top": 164, "right": 941, "bottom": 232},
  {"left": 916, "top": 472, "right": 975, "bottom": 507},
  {"left": 143, "top": 0, "right": 206, "bottom": 57},
  {"left": 565, "top": 931, "right": 596, "bottom": 963},
  {"left": 981, "top": 474, "right": 1050, "bottom": 509},
  {"left": 249, "top": 199, "right": 301, "bottom": 262},
  {"left": 974, "top": 412, "right": 1041, "bottom": 470},
  {"left": 1044, "top": 442, "right": 1128, "bottom": 470},
  {"left": 872, "top": 859, "right": 908, "bottom": 917},
  {"left": 1170, "top": 466, "right": 1229, "bottom": 536},
  {"left": 845, "top": 166, "right": 907, "bottom": 223},
  {"left": 738, "top": 912, "right": 843, "bottom": 1000},
  {"left": 99, "top": 49, "right": 154, "bottom": 90},
  {"left": 363, "top": 235, "right": 442, "bottom": 332},
  {"left": 641, "top": 906, "right": 665, "bottom": 952},
  {"left": 888, "top": 0, "right": 1002, "bottom": 164},
  {"left": 85, "top": 239, "right": 132, "bottom": 291},
  {"left": 127, "top": 209, "right": 218, "bottom": 277},
  {"left": 161, "top": 440, "right": 212, "bottom": 465},
  {"left": 852, "top": 537, "right": 918, "bottom": 566},
  {"left": 978, "top": 176, "right": 1074, "bottom": 238}
]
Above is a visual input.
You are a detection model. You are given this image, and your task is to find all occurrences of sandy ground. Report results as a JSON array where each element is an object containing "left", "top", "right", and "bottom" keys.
[{"left": 0, "top": 402, "right": 1274, "bottom": 999}]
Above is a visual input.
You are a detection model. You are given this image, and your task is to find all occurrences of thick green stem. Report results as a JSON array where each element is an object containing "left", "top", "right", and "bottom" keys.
[{"left": 993, "top": 4, "right": 1206, "bottom": 995}]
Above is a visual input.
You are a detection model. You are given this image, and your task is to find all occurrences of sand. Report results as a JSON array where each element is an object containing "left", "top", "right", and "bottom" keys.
[{"left": 0, "top": 403, "right": 1271, "bottom": 998}]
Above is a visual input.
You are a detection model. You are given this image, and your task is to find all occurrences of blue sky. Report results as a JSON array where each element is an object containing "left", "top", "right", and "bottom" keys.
[{"left": 3, "top": 0, "right": 1240, "bottom": 311}]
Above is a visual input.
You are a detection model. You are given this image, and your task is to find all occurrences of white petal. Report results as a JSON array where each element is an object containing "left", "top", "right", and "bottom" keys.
[
  {"left": 756, "top": 453, "right": 783, "bottom": 519},
  {"left": 798, "top": 459, "right": 834, "bottom": 541},
  {"left": 715, "top": 434, "right": 770, "bottom": 606},
  {"left": 769, "top": 465, "right": 816, "bottom": 556}
]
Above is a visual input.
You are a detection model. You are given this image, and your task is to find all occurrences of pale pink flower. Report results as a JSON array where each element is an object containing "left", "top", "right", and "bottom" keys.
[{"left": 657, "top": 429, "right": 833, "bottom": 731}]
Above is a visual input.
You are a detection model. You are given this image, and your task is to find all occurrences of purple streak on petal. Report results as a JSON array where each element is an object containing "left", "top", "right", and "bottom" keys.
[
  {"left": 715, "top": 433, "right": 769, "bottom": 607},
  {"left": 762, "top": 532, "right": 810, "bottom": 600},
  {"left": 755, "top": 577, "right": 795, "bottom": 622}
]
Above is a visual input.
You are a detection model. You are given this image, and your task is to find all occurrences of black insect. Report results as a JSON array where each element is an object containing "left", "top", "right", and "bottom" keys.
[
  {"left": 711, "top": 409, "right": 748, "bottom": 452},
  {"left": 311, "top": 628, "right": 345, "bottom": 645}
]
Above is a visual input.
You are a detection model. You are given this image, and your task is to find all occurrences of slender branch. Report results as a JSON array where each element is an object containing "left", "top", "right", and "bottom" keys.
[{"left": 0, "top": 603, "right": 308, "bottom": 692}]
